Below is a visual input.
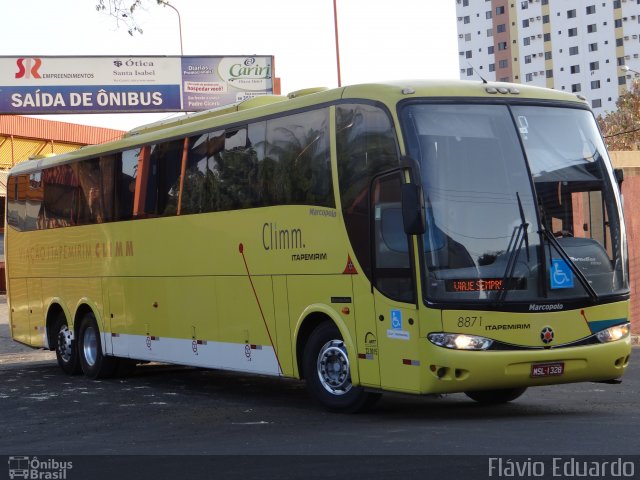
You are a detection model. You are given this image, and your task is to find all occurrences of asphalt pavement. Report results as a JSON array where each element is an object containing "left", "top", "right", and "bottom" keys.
[{"left": 0, "top": 294, "right": 638, "bottom": 463}]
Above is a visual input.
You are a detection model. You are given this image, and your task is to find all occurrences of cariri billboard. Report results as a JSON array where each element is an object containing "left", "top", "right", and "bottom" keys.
[{"left": 0, "top": 55, "right": 274, "bottom": 114}]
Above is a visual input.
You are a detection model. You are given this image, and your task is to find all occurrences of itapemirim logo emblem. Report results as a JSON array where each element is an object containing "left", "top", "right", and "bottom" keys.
[
  {"left": 540, "top": 326, "right": 555, "bottom": 345},
  {"left": 8, "top": 456, "right": 73, "bottom": 479}
]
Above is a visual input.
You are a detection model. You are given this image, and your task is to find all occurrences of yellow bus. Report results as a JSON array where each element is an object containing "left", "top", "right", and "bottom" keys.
[{"left": 5, "top": 81, "right": 632, "bottom": 412}]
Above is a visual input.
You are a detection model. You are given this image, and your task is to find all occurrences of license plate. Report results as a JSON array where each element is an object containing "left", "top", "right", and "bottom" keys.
[{"left": 531, "top": 362, "right": 565, "bottom": 378}]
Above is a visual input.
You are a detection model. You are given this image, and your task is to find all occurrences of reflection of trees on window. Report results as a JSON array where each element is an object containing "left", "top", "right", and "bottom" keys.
[
  {"left": 40, "top": 165, "right": 79, "bottom": 229},
  {"left": 180, "top": 130, "right": 225, "bottom": 214},
  {"left": 218, "top": 127, "right": 260, "bottom": 210},
  {"left": 146, "top": 140, "right": 184, "bottom": 216},
  {"left": 337, "top": 104, "right": 399, "bottom": 210},
  {"left": 9, "top": 107, "right": 337, "bottom": 231},
  {"left": 266, "top": 108, "right": 333, "bottom": 207},
  {"left": 77, "top": 157, "right": 116, "bottom": 224},
  {"left": 180, "top": 108, "right": 333, "bottom": 214}
]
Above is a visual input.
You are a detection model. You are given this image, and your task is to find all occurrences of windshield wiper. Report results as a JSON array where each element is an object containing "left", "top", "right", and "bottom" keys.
[
  {"left": 539, "top": 228, "right": 599, "bottom": 301},
  {"left": 495, "top": 193, "right": 529, "bottom": 304}
]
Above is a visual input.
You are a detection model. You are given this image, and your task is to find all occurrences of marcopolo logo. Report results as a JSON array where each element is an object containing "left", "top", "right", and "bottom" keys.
[
  {"left": 8, "top": 456, "right": 72, "bottom": 479},
  {"left": 15, "top": 58, "right": 42, "bottom": 79}
]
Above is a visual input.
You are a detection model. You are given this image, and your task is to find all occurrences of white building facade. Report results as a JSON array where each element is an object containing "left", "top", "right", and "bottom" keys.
[{"left": 456, "top": 0, "right": 640, "bottom": 115}]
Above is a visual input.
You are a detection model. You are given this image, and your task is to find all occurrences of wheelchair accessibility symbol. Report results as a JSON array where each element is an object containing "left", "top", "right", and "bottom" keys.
[
  {"left": 390, "top": 309, "right": 402, "bottom": 330},
  {"left": 550, "top": 258, "right": 574, "bottom": 289}
]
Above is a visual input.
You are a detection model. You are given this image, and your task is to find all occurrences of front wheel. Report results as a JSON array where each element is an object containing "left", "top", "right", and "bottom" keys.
[
  {"left": 77, "top": 313, "right": 118, "bottom": 379},
  {"left": 303, "top": 322, "right": 380, "bottom": 413},
  {"left": 465, "top": 387, "right": 527, "bottom": 404}
]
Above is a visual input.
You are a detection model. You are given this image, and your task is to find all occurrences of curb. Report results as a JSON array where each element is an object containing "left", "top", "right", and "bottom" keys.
[{"left": 632, "top": 335, "right": 639, "bottom": 347}]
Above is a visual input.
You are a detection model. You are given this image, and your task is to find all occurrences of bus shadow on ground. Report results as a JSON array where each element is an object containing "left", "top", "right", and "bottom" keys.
[
  {"left": 105, "top": 361, "right": 599, "bottom": 420},
  {"left": 0, "top": 359, "right": 612, "bottom": 422}
]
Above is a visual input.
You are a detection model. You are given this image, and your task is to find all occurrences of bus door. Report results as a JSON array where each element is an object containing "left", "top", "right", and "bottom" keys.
[{"left": 370, "top": 172, "right": 422, "bottom": 393}]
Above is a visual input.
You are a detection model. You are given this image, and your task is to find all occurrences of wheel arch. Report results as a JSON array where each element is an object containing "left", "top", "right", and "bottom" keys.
[
  {"left": 73, "top": 298, "right": 107, "bottom": 352},
  {"left": 293, "top": 304, "right": 358, "bottom": 383},
  {"left": 45, "top": 299, "right": 72, "bottom": 351}
]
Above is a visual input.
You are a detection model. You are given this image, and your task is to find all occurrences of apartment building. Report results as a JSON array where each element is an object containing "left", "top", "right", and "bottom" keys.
[{"left": 456, "top": 0, "right": 640, "bottom": 115}]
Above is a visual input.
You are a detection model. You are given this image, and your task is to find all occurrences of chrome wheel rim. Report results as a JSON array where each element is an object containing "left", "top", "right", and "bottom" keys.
[
  {"left": 57, "top": 324, "right": 73, "bottom": 363},
  {"left": 83, "top": 326, "right": 98, "bottom": 367},
  {"left": 316, "top": 339, "right": 352, "bottom": 396}
]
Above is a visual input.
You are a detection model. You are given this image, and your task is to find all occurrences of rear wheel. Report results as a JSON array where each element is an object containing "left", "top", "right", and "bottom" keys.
[
  {"left": 465, "top": 387, "right": 527, "bottom": 404},
  {"left": 52, "top": 314, "right": 81, "bottom": 375},
  {"left": 303, "top": 322, "right": 380, "bottom": 413},
  {"left": 77, "top": 312, "right": 118, "bottom": 379}
]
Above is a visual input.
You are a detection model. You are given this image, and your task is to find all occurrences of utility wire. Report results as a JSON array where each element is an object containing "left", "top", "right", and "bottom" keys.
[{"left": 604, "top": 126, "right": 640, "bottom": 139}]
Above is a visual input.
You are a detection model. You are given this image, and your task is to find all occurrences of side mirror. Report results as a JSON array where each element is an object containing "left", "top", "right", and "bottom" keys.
[
  {"left": 401, "top": 183, "right": 426, "bottom": 235},
  {"left": 614, "top": 168, "right": 624, "bottom": 186}
]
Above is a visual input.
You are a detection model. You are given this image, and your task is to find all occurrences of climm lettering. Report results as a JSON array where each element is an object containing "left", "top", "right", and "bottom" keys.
[
  {"left": 262, "top": 223, "right": 304, "bottom": 250},
  {"left": 95, "top": 241, "right": 134, "bottom": 258}
]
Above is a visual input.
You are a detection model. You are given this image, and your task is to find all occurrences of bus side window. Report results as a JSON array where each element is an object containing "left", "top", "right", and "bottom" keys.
[
  {"left": 181, "top": 131, "right": 225, "bottom": 214},
  {"left": 145, "top": 140, "right": 184, "bottom": 216},
  {"left": 6, "top": 175, "right": 26, "bottom": 231},
  {"left": 42, "top": 165, "right": 79, "bottom": 229},
  {"left": 75, "top": 156, "right": 118, "bottom": 225},
  {"left": 265, "top": 109, "right": 333, "bottom": 208},
  {"left": 220, "top": 127, "right": 253, "bottom": 210},
  {"left": 116, "top": 149, "right": 138, "bottom": 221},
  {"left": 26, "top": 172, "right": 43, "bottom": 231}
]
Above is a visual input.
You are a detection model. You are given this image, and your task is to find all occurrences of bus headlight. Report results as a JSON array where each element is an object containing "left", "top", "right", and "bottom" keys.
[
  {"left": 428, "top": 333, "right": 494, "bottom": 350},
  {"left": 596, "top": 323, "right": 630, "bottom": 343}
]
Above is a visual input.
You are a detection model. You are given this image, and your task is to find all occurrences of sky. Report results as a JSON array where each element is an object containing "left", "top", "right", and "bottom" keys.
[{"left": 1, "top": 0, "right": 458, "bottom": 131}]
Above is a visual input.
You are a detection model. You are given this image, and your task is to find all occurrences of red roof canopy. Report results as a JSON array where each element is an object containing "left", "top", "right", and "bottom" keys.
[{"left": 0, "top": 115, "right": 124, "bottom": 145}]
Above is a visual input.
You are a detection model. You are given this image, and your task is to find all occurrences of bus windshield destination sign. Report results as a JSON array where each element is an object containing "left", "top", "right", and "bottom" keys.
[{"left": 445, "top": 278, "right": 527, "bottom": 292}]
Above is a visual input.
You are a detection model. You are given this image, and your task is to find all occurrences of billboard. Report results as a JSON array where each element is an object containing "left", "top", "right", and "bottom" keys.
[{"left": 0, "top": 56, "right": 273, "bottom": 114}]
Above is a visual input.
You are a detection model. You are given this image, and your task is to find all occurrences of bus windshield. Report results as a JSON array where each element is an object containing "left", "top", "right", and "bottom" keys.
[{"left": 402, "top": 103, "right": 628, "bottom": 305}]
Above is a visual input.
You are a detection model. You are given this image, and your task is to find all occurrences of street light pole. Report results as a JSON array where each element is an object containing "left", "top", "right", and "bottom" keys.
[
  {"left": 620, "top": 65, "right": 640, "bottom": 78},
  {"left": 161, "top": 1, "right": 184, "bottom": 56},
  {"left": 333, "top": 0, "right": 342, "bottom": 87}
]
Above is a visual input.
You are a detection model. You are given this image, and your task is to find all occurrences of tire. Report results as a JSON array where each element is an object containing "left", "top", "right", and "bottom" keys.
[
  {"left": 303, "top": 322, "right": 381, "bottom": 413},
  {"left": 465, "top": 387, "right": 527, "bottom": 404},
  {"left": 52, "top": 313, "right": 81, "bottom": 375},
  {"left": 77, "top": 312, "right": 118, "bottom": 379}
]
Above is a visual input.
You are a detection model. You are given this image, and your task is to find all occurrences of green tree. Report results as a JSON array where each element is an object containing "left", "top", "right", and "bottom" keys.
[
  {"left": 95, "top": 0, "right": 168, "bottom": 35},
  {"left": 597, "top": 80, "right": 640, "bottom": 151}
]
